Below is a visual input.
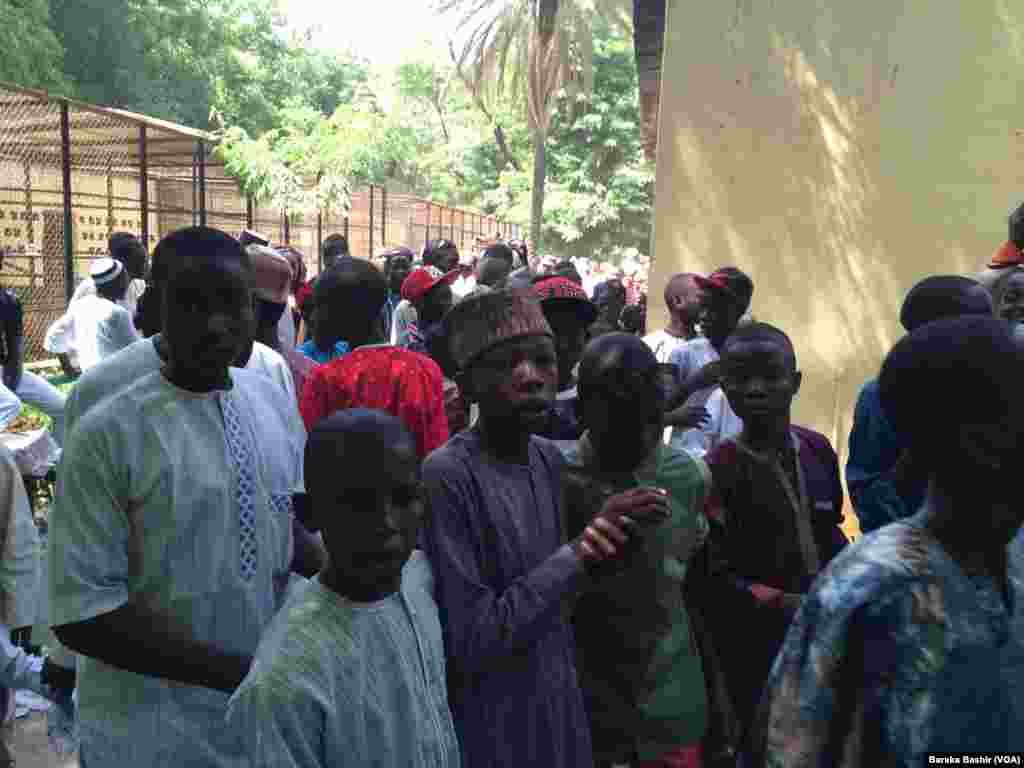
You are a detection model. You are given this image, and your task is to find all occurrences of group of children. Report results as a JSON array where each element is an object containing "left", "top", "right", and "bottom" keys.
[{"left": 0, "top": 220, "right": 1014, "bottom": 767}]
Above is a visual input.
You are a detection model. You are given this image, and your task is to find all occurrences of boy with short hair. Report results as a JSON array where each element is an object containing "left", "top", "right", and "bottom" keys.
[
  {"left": 697, "top": 323, "right": 847, "bottom": 736},
  {"left": 563, "top": 333, "right": 711, "bottom": 768},
  {"left": 644, "top": 273, "right": 701, "bottom": 363},
  {"left": 227, "top": 410, "right": 461, "bottom": 768},
  {"left": 665, "top": 267, "right": 753, "bottom": 457},
  {"left": 298, "top": 268, "right": 354, "bottom": 364},
  {"left": 846, "top": 275, "right": 993, "bottom": 533},
  {"left": 382, "top": 247, "right": 414, "bottom": 340},
  {"left": 750, "top": 316, "right": 1024, "bottom": 764},
  {"left": 422, "top": 289, "right": 674, "bottom": 768}
]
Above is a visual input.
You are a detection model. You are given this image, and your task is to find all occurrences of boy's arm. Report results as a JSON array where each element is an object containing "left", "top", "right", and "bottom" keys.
[{"left": 227, "top": 676, "right": 327, "bottom": 768}]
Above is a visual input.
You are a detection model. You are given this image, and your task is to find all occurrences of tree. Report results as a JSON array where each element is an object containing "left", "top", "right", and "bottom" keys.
[
  {"left": 0, "top": 0, "right": 67, "bottom": 92},
  {"left": 481, "top": 18, "right": 651, "bottom": 262},
  {"left": 441, "top": 0, "right": 629, "bottom": 253}
]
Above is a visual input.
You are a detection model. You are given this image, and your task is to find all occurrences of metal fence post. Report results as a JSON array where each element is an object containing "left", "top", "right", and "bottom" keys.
[
  {"left": 139, "top": 126, "right": 149, "bottom": 256},
  {"left": 317, "top": 210, "right": 323, "bottom": 263},
  {"left": 381, "top": 187, "right": 387, "bottom": 248},
  {"left": 369, "top": 185, "right": 375, "bottom": 257},
  {"left": 283, "top": 211, "right": 291, "bottom": 245},
  {"left": 425, "top": 202, "right": 431, "bottom": 246},
  {"left": 450, "top": 207, "right": 455, "bottom": 242},
  {"left": 60, "top": 101, "right": 74, "bottom": 304},
  {"left": 197, "top": 140, "right": 207, "bottom": 227}
]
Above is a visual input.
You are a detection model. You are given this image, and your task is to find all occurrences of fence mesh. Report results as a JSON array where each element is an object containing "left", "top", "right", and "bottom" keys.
[{"left": 0, "top": 83, "right": 520, "bottom": 361}]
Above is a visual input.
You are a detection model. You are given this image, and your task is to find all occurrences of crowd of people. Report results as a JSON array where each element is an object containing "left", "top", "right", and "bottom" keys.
[{"left": 0, "top": 213, "right": 1017, "bottom": 767}]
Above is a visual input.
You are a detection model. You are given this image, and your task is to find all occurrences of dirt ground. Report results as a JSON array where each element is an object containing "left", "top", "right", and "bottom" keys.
[{"left": 8, "top": 713, "right": 77, "bottom": 768}]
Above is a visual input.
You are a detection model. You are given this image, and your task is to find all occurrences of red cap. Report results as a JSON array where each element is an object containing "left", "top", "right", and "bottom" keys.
[
  {"left": 989, "top": 240, "right": 1024, "bottom": 269},
  {"left": 401, "top": 266, "right": 461, "bottom": 302},
  {"left": 532, "top": 276, "right": 599, "bottom": 325},
  {"left": 693, "top": 267, "right": 754, "bottom": 309}
]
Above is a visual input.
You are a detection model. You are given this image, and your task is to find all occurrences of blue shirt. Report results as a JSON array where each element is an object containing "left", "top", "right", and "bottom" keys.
[
  {"left": 297, "top": 340, "right": 350, "bottom": 365},
  {"left": 845, "top": 379, "right": 927, "bottom": 533},
  {"left": 748, "top": 511, "right": 1024, "bottom": 766}
]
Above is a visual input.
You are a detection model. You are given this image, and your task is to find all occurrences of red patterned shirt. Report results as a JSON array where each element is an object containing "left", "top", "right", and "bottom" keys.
[{"left": 299, "top": 345, "right": 449, "bottom": 457}]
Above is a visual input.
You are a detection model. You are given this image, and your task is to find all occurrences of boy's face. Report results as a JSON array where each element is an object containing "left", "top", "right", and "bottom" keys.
[
  {"left": 387, "top": 256, "right": 412, "bottom": 294},
  {"left": 582, "top": 365, "right": 665, "bottom": 469},
  {"left": 544, "top": 306, "right": 586, "bottom": 387},
  {"left": 721, "top": 340, "right": 801, "bottom": 427},
  {"left": 701, "top": 291, "right": 743, "bottom": 345},
  {"left": 999, "top": 272, "right": 1024, "bottom": 324},
  {"left": 466, "top": 335, "right": 559, "bottom": 434},
  {"left": 162, "top": 258, "right": 254, "bottom": 384},
  {"left": 316, "top": 435, "right": 423, "bottom": 600},
  {"left": 421, "top": 284, "right": 453, "bottom": 326}
]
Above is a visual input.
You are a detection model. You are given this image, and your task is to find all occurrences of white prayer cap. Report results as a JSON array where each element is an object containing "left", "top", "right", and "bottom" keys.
[{"left": 90, "top": 257, "right": 124, "bottom": 286}]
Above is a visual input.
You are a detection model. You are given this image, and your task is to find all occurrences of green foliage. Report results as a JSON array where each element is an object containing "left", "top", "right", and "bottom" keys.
[
  {"left": 480, "top": 18, "right": 652, "bottom": 261},
  {"left": 2, "top": 0, "right": 648, "bottom": 262},
  {"left": 0, "top": 0, "right": 67, "bottom": 92},
  {"left": 48, "top": 0, "right": 369, "bottom": 133}
]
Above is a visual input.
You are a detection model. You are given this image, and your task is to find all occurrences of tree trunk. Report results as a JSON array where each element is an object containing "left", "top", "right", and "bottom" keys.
[
  {"left": 633, "top": 0, "right": 667, "bottom": 165},
  {"left": 530, "top": 129, "right": 547, "bottom": 256}
]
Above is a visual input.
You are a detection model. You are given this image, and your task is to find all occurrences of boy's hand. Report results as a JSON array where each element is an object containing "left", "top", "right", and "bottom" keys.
[{"left": 575, "top": 487, "right": 670, "bottom": 564}]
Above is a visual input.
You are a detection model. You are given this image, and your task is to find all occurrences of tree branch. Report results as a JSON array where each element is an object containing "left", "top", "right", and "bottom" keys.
[{"left": 449, "top": 40, "right": 522, "bottom": 172}]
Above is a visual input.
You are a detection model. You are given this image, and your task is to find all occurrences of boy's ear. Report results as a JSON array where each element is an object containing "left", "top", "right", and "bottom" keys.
[{"left": 791, "top": 370, "right": 803, "bottom": 397}]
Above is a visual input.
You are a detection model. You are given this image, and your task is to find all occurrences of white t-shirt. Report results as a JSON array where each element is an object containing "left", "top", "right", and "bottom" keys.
[
  {"left": 245, "top": 342, "right": 297, "bottom": 406},
  {"left": 50, "top": 367, "right": 305, "bottom": 765},
  {"left": 643, "top": 329, "right": 691, "bottom": 365},
  {"left": 72, "top": 277, "right": 147, "bottom": 318},
  {"left": 691, "top": 387, "right": 744, "bottom": 459},
  {"left": 44, "top": 294, "right": 140, "bottom": 371},
  {"left": 667, "top": 337, "right": 743, "bottom": 456}
]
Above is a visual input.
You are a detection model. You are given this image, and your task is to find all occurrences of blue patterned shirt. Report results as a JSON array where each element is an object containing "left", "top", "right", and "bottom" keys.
[{"left": 747, "top": 510, "right": 1024, "bottom": 767}]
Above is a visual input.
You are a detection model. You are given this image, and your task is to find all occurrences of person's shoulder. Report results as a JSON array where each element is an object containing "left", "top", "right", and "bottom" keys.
[
  {"left": 233, "top": 581, "right": 343, "bottom": 709},
  {"left": 530, "top": 434, "right": 568, "bottom": 468},
  {"left": 658, "top": 443, "right": 710, "bottom": 485},
  {"left": 422, "top": 431, "right": 477, "bottom": 478},
  {"left": 0, "top": 289, "right": 19, "bottom": 309},
  {"left": 792, "top": 425, "right": 838, "bottom": 462},
  {"left": 810, "top": 523, "right": 937, "bottom": 615},
  {"left": 231, "top": 365, "right": 292, "bottom": 407},
  {"left": 74, "top": 338, "right": 159, "bottom": 393}
]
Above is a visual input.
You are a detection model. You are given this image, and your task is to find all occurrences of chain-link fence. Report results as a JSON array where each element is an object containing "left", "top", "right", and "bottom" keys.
[{"left": 0, "top": 82, "right": 520, "bottom": 362}]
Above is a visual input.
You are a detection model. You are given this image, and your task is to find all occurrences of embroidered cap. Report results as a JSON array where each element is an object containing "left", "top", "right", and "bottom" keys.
[
  {"left": 446, "top": 288, "right": 553, "bottom": 371},
  {"left": 246, "top": 245, "right": 292, "bottom": 304},
  {"left": 532, "top": 276, "right": 599, "bottom": 325},
  {"left": 90, "top": 257, "right": 124, "bottom": 286}
]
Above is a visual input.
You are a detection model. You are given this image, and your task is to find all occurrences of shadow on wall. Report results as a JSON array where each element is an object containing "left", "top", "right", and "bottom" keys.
[{"left": 650, "top": 0, "right": 1024, "bottom": 535}]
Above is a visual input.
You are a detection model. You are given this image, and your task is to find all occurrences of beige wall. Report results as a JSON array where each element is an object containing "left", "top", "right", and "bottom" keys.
[{"left": 649, "top": 0, "right": 1024, "bottom": 531}]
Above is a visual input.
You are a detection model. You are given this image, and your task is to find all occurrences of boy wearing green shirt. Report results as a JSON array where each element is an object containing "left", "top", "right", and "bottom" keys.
[{"left": 562, "top": 333, "right": 711, "bottom": 768}]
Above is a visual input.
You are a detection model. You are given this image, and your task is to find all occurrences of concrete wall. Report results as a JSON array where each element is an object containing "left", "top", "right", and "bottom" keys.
[{"left": 649, "top": 0, "right": 1024, "bottom": 531}]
